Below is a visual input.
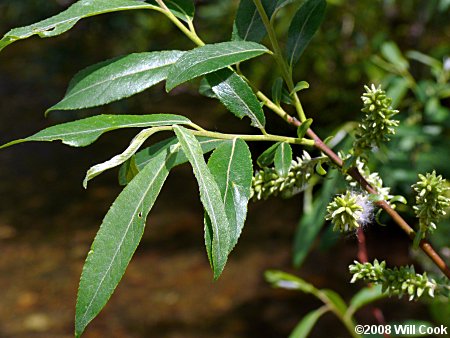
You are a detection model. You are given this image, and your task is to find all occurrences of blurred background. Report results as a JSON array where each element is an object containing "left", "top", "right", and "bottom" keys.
[{"left": 0, "top": 1, "right": 449, "bottom": 337}]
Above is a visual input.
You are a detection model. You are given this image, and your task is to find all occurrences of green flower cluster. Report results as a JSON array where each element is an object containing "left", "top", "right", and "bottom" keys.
[
  {"left": 354, "top": 84, "right": 399, "bottom": 160},
  {"left": 251, "top": 152, "right": 327, "bottom": 200},
  {"left": 412, "top": 171, "right": 450, "bottom": 237},
  {"left": 325, "top": 191, "right": 373, "bottom": 232},
  {"left": 349, "top": 260, "right": 437, "bottom": 301}
]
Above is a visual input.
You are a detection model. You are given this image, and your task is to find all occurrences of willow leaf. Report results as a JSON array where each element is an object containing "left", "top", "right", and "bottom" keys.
[
  {"left": 0, "top": 0, "right": 158, "bottom": 51},
  {"left": 206, "top": 139, "right": 253, "bottom": 253},
  {"left": 206, "top": 69, "right": 265, "bottom": 129},
  {"left": 0, "top": 114, "right": 190, "bottom": 149},
  {"left": 75, "top": 143, "right": 176, "bottom": 337},
  {"left": 173, "top": 126, "right": 231, "bottom": 279},
  {"left": 274, "top": 142, "right": 293, "bottom": 177},
  {"left": 166, "top": 41, "right": 268, "bottom": 91},
  {"left": 48, "top": 51, "right": 184, "bottom": 112}
]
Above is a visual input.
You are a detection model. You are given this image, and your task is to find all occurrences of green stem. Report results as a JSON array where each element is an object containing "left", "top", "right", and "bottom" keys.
[
  {"left": 155, "top": 0, "right": 204, "bottom": 46},
  {"left": 252, "top": 0, "right": 306, "bottom": 122}
]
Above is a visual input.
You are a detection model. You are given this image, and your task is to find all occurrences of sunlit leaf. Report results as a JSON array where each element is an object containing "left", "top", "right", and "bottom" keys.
[
  {"left": 0, "top": 114, "right": 190, "bottom": 148},
  {"left": 274, "top": 142, "right": 292, "bottom": 176},
  {"left": 289, "top": 306, "right": 329, "bottom": 338},
  {"left": 75, "top": 142, "right": 176, "bottom": 337},
  {"left": 173, "top": 126, "right": 231, "bottom": 279},
  {"left": 166, "top": 41, "right": 269, "bottom": 91},
  {"left": 206, "top": 139, "right": 253, "bottom": 252},
  {"left": 0, "top": 0, "right": 158, "bottom": 51},
  {"left": 48, "top": 51, "right": 184, "bottom": 112},
  {"left": 286, "top": 0, "right": 327, "bottom": 67},
  {"left": 348, "top": 285, "right": 385, "bottom": 317},
  {"left": 206, "top": 69, "right": 266, "bottom": 129}
]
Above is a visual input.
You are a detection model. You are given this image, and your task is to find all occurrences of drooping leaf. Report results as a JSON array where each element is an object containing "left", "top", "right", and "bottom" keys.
[
  {"left": 291, "top": 80, "right": 310, "bottom": 94},
  {"left": 289, "top": 306, "right": 329, "bottom": 338},
  {"left": 148, "top": 0, "right": 194, "bottom": 22},
  {"left": 257, "top": 142, "right": 281, "bottom": 167},
  {"left": 265, "top": 270, "right": 317, "bottom": 294},
  {"left": 274, "top": 142, "right": 292, "bottom": 176},
  {"left": 206, "top": 69, "right": 265, "bottom": 129},
  {"left": 0, "top": 114, "right": 190, "bottom": 149},
  {"left": 83, "top": 127, "right": 165, "bottom": 188},
  {"left": 348, "top": 285, "right": 385, "bottom": 317},
  {"left": 232, "top": 0, "right": 277, "bottom": 42},
  {"left": 75, "top": 143, "right": 176, "bottom": 337},
  {"left": 206, "top": 139, "right": 253, "bottom": 252},
  {"left": 286, "top": 0, "right": 327, "bottom": 67},
  {"left": 118, "top": 136, "right": 225, "bottom": 185},
  {"left": 173, "top": 126, "right": 231, "bottom": 279},
  {"left": 120, "top": 156, "right": 140, "bottom": 186},
  {"left": 0, "top": 0, "right": 158, "bottom": 51},
  {"left": 166, "top": 41, "right": 269, "bottom": 91},
  {"left": 48, "top": 51, "right": 184, "bottom": 112}
]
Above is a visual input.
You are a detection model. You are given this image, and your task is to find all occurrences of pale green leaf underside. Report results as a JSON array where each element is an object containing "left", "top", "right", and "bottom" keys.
[
  {"left": 75, "top": 142, "right": 176, "bottom": 337},
  {"left": 0, "top": 114, "right": 190, "bottom": 148},
  {"left": 206, "top": 69, "right": 265, "bottom": 129},
  {"left": 0, "top": 0, "right": 158, "bottom": 51},
  {"left": 173, "top": 126, "right": 231, "bottom": 279},
  {"left": 274, "top": 142, "right": 292, "bottom": 176},
  {"left": 166, "top": 41, "right": 269, "bottom": 91},
  {"left": 206, "top": 139, "right": 253, "bottom": 254},
  {"left": 48, "top": 51, "right": 184, "bottom": 112},
  {"left": 118, "top": 136, "right": 226, "bottom": 185}
]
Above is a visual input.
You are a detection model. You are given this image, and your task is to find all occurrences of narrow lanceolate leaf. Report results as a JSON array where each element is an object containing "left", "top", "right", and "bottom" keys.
[
  {"left": 286, "top": 0, "right": 327, "bottom": 67},
  {"left": 75, "top": 143, "right": 176, "bottom": 338},
  {"left": 0, "top": 114, "right": 190, "bottom": 148},
  {"left": 48, "top": 51, "right": 184, "bottom": 112},
  {"left": 274, "top": 142, "right": 293, "bottom": 177},
  {"left": 289, "top": 306, "right": 329, "bottom": 338},
  {"left": 232, "top": 0, "right": 277, "bottom": 42},
  {"left": 173, "top": 126, "right": 231, "bottom": 279},
  {"left": 0, "top": 0, "right": 158, "bottom": 51},
  {"left": 206, "top": 69, "right": 265, "bottom": 129},
  {"left": 206, "top": 139, "right": 253, "bottom": 252},
  {"left": 166, "top": 41, "right": 269, "bottom": 91},
  {"left": 119, "top": 136, "right": 225, "bottom": 185},
  {"left": 148, "top": 0, "right": 194, "bottom": 22},
  {"left": 83, "top": 127, "right": 164, "bottom": 188}
]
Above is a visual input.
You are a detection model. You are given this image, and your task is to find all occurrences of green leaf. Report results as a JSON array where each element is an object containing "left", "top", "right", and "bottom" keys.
[
  {"left": 265, "top": 270, "right": 317, "bottom": 294},
  {"left": 119, "top": 136, "right": 225, "bottom": 185},
  {"left": 297, "top": 118, "right": 313, "bottom": 138},
  {"left": 232, "top": 0, "right": 277, "bottom": 42},
  {"left": 293, "top": 170, "right": 340, "bottom": 267},
  {"left": 0, "top": 114, "right": 190, "bottom": 149},
  {"left": 173, "top": 126, "right": 231, "bottom": 279},
  {"left": 291, "top": 80, "right": 310, "bottom": 94},
  {"left": 0, "top": 0, "right": 157, "bottom": 51},
  {"left": 321, "top": 289, "right": 347, "bottom": 316},
  {"left": 257, "top": 142, "right": 281, "bottom": 167},
  {"left": 272, "top": 77, "right": 284, "bottom": 106},
  {"left": 75, "top": 142, "right": 176, "bottom": 337},
  {"left": 206, "top": 139, "right": 253, "bottom": 252},
  {"left": 198, "top": 78, "right": 217, "bottom": 98},
  {"left": 83, "top": 127, "right": 166, "bottom": 188},
  {"left": 348, "top": 285, "right": 385, "bottom": 317},
  {"left": 119, "top": 156, "right": 140, "bottom": 186},
  {"left": 274, "top": 142, "right": 292, "bottom": 176},
  {"left": 289, "top": 306, "right": 329, "bottom": 338},
  {"left": 206, "top": 69, "right": 266, "bottom": 129},
  {"left": 286, "top": 0, "right": 327, "bottom": 67},
  {"left": 47, "top": 51, "right": 184, "bottom": 112},
  {"left": 166, "top": 41, "right": 269, "bottom": 91},
  {"left": 381, "top": 41, "right": 409, "bottom": 72},
  {"left": 148, "top": 0, "right": 194, "bottom": 22}
]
